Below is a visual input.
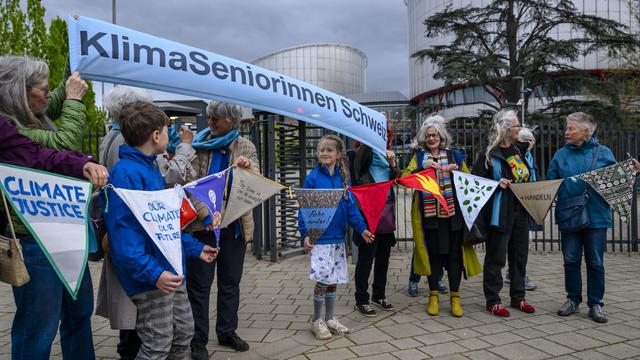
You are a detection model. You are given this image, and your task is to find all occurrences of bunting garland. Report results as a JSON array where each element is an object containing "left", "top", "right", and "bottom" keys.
[
  {"left": 578, "top": 159, "right": 638, "bottom": 222},
  {"left": 349, "top": 180, "right": 394, "bottom": 233}
]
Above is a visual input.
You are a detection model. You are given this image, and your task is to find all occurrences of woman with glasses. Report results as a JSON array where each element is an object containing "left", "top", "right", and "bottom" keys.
[
  {"left": 472, "top": 109, "right": 536, "bottom": 318},
  {"left": 0, "top": 55, "right": 95, "bottom": 359}
]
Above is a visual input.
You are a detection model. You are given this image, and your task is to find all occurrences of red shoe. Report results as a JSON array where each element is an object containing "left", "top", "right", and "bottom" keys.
[
  {"left": 511, "top": 300, "right": 535, "bottom": 313},
  {"left": 487, "top": 303, "right": 510, "bottom": 317}
]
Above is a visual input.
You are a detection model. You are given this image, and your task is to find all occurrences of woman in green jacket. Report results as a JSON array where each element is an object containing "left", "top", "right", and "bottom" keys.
[{"left": 0, "top": 55, "right": 95, "bottom": 360}]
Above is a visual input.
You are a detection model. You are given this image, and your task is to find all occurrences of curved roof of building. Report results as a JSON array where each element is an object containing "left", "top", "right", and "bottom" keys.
[
  {"left": 253, "top": 43, "right": 368, "bottom": 67},
  {"left": 347, "top": 91, "right": 408, "bottom": 105}
]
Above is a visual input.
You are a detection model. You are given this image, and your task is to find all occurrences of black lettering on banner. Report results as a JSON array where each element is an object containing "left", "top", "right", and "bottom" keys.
[
  {"left": 230, "top": 65, "right": 247, "bottom": 84},
  {"left": 169, "top": 51, "right": 187, "bottom": 71},
  {"left": 341, "top": 99, "right": 352, "bottom": 118},
  {"left": 212, "top": 62, "right": 229, "bottom": 80},
  {"left": 134, "top": 44, "right": 166, "bottom": 67},
  {"left": 353, "top": 107, "right": 361, "bottom": 122},
  {"left": 326, "top": 96, "right": 336, "bottom": 112},
  {"left": 315, "top": 92, "right": 326, "bottom": 108},
  {"left": 122, "top": 36, "right": 130, "bottom": 60},
  {"left": 288, "top": 83, "right": 301, "bottom": 100},
  {"left": 80, "top": 31, "right": 108, "bottom": 56},
  {"left": 246, "top": 66, "right": 255, "bottom": 86},
  {"left": 111, "top": 34, "right": 119, "bottom": 59},
  {"left": 189, "top": 51, "right": 210, "bottom": 75},
  {"left": 255, "top": 73, "right": 271, "bottom": 90},
  {"left": 301, "top": 87, "right": 314, "bottom": 104}
]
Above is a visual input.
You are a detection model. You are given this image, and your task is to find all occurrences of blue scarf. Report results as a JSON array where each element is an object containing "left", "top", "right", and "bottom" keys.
[
  {"left": 166, "top": 123, "right": 181, "bottom": 153},
  {"left": 192, "top": 128, "right": 239, "bottom": 150}
]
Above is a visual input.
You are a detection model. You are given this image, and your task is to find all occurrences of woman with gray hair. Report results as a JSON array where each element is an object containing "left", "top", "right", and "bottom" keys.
[
  {"left": 546, "top": 112, "right": 626, "bottom": 323},
  {"left": 184, "top": 100, "right": 259, "bottom": 357},
  {"left": 472, "top": 109, "right": 536, "bottom": 317},
  {"left": 0, "top": 55, "right": 98, "bottom": 359},
  {"left": 403, "top": 114, "right": 481, "bottom": 317}
]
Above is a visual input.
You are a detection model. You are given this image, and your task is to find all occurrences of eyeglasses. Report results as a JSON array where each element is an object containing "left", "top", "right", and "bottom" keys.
[
  {"left": 426, "top": 133, "right": 440, "bottom": 139},
  {"left": 31, "top": 85, "right": 50, "bottom": 97}
]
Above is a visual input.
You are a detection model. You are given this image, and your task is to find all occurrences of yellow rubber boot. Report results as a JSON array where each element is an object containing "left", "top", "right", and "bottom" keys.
[
  {"left": 427, "top": 290, "right": 439, "bottom": 316},
  {"left": 450, "top": 292, "right": 464, "bottom": 317}
]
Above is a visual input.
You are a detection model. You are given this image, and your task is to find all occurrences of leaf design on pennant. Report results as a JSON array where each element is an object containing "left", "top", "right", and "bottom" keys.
[
  {"left": 467, "top": 206, "right": 473, "bottom": 213},
  {"left": 474, "top": 196, "right": 481, "bottom": 201},
  {"left": 486, "top": 186, "right": 493, "bottom": 191},
  {"left": 463, "top": 200, "right": 470, "bottom": 205}
]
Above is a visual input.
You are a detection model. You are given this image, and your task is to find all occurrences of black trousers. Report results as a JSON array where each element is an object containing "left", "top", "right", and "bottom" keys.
[
  {"left": 483, "top": 205, "right": 529, "bottom": 306},
  {"left": 186, "top": 228, "right": 246, "bottom": 346},
  {"left": 354, "top": 232, "right": 394, "bottom": 305},
  {"left": 117, "top": 329, "right": 141, "bottom": 360}
]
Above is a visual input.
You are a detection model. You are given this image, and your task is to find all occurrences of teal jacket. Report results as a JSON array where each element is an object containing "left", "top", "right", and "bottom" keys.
[{"left": 546, "top": 138, "right": 616, "bottom": 229}]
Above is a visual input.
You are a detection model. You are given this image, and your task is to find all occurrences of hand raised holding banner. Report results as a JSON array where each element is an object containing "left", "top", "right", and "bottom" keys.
[{"left": 200, "top": 245, "right": 219, "bottom": 263}]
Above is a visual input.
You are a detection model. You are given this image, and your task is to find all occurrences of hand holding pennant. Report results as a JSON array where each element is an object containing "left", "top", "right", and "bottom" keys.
[
  {"left": 452, "top": 170, "right": 499, "bottom": 230},
  {"left": 348, "top": 180, "right": 394, "bottom": 234},
  {"left": 396, "top": 168, "right": 449, "bottom": 214},
  {"left": 183, "top": 168, "right": 229, "bottom": 247}
]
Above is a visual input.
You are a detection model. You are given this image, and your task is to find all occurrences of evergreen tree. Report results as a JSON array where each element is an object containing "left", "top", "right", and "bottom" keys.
[{"left": 413, "top": 0, "right": 640, "bottom": 111}]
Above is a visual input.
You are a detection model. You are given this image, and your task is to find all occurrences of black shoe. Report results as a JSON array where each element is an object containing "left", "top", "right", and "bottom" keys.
[
  {"left": 588, "top": 304, "right": 608, "bottom": 323},
  {"left": 190, "top": 343, "right": 209, "bottom": 360},
  {"left": 218, "top": 332, "right": 249, "bottom": 352},
  {"left": 557, "top": 299, "right": 579, "bottom": 316},
  {"left": 354, "top": 303, "right": 377, "bottom": 317},
  {"left": 372, "top": 298, "right": 395, "bottom": 311}
]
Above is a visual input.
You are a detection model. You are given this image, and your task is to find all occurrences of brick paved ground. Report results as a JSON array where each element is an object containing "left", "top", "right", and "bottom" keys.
[{"left": 1, "top": 247, "right": 640, "bottom": 359}]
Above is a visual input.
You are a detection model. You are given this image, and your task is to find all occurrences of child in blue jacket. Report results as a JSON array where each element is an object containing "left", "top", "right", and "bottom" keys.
[
  {"left": 299, "top": 134, "right": 374, "bottom": 340},
  {"left": 105, "top": 101, "right": 218, "bottom": 359}
]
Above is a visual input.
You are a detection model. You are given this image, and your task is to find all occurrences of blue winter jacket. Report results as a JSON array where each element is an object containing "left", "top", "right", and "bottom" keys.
[
  {"left": 105, "top": 145, "right": 204, "bottom": 296},
  {"left": 298, "top": 164, "right": 367, "bottom": 244},
  {"left": 546, "top": 138, "right": 616, "bottom": 229}
]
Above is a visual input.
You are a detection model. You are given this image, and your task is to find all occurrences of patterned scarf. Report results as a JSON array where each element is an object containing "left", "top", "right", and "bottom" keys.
[{"left": 422, "top": 150, "right": 456, "bottom": 218}]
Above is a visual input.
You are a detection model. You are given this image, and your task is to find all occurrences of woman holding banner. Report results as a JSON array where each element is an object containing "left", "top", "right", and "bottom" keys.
[
  {"left": 472, "top": 109, "right": 536, "bottom": 318},
  {"left": 0, "top": 56, "right": 100, "bottom": 359},
  {"left": 546, "top": 112, "right": 621, "bottom": 323},
  {"left": 404, "top": 114, "right": 481, "bottom": 317},
  {"left": 184, "top": 100, "right": 259, "bottom": 357}
]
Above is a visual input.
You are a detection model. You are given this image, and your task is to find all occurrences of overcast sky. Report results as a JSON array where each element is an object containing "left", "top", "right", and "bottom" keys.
[{"left": 41, "top": 0, "right": 410, "bottom": 103}]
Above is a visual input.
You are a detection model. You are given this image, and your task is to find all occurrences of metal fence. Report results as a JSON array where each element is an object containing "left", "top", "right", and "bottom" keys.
[{"left": 85, "top": 116, "right": 640, "bottom": 259}]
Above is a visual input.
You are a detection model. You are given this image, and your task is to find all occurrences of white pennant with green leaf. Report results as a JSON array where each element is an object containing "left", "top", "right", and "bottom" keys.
[{"left": 452, "top": 170, "right": 499, "bottom": 230}]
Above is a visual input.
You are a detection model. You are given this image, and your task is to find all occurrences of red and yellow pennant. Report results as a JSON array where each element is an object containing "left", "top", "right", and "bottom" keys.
[{"left": 396, "top": 168, "right": 449, "bottom": 214}]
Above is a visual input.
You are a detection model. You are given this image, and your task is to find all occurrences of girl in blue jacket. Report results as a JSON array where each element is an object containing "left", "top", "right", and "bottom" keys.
[{"left": 299, "top": 134, "right": 374, "bottom": 340}]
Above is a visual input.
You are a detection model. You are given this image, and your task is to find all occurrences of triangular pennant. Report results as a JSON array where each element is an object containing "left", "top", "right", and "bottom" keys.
[
  {"left": 180, "top": 196, "right": 197, "bottom": 230},
  {"left": 294, "top": 188, "right": 345, "bottom": 241},
  {"left": 579, "top": 159, "right": 638, "bottom": 222},
  {"left": 396, "top": 168, "right": 449, "bottom": 214},
  {"left": 348, "top": 180, "right": 394, "bottom": 233},
  {"left": 509, "top": 179, "right": 563, "bottom": 225},
  {"left": 183, "top": 169, "right": 228, "bottom": 246},
  {"left": 112, "top": 186, "right": 184, "bottom": 275},
  {"left": 220, "top": 167, "right": 286, "bottom": 228},
  {"left": 0, "top": 163, "right": 92, "bottom": 299},
  {"left": 452, "top": 170, "right": 499, "bottom": 230}
]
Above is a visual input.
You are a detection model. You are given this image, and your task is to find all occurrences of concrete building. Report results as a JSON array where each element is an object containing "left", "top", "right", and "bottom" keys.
[{"left": 252, "top": 43, "right": 367, "bottom": 97}]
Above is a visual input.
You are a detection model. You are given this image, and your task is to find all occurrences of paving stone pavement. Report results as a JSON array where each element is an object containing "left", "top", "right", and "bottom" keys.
[{"left": 1, "top": 247, "right": 640, "bottom": 359}]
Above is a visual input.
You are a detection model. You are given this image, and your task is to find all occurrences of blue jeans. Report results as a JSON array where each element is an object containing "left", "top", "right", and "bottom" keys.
[
  {"left": 561, "top": 229, "right": 607, "bottom": 308},
  {"left": 11, "top": 236, "right": 95, "bottom": 360}
]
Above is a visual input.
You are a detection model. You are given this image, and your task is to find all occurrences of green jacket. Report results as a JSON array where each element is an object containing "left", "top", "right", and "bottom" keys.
[
  {"left": 12, "top": 81, "right": 87, "bottom": 235},
  {"left": 18, "top": 82, "right": 87, "bottom": 152}
]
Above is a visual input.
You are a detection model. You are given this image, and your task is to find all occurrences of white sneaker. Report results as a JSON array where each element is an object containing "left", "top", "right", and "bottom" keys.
[
  {"left": 310, "top": 319, "right": 332, "bottom": 340},
  {"left": 326, "top": 318, "right": 350, "bottom": 335}
]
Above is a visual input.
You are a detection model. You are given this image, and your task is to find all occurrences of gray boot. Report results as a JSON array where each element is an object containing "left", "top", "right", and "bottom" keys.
[
  {"left": 588, "top": 304, "right": 608, "bottom": 323},
  {"left": 557, "top": 299, "right": 579, "bottom": 316}
]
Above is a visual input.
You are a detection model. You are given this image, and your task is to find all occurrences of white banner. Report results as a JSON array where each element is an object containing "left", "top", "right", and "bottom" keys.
[
  {"left": 452, "top": 170, "right": 499, "bottom": 230},
  {"left": 67, "top": 16, "right": 388, "bottom": 154},
  {"left": 0, "top": 163, "right": 91, "bottom": 299},
  {"left": 112, "top": 186, "right": 184, "bottom": 275}
]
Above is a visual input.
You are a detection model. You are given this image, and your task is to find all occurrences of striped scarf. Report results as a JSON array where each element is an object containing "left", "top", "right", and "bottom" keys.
[{"left": 422, "top": 150, "right": 456, "bottom": 218}]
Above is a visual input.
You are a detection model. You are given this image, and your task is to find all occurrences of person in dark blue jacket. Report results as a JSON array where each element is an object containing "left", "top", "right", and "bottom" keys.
[
  {"left": 104, "top": 101, "right": 218, "bottom": 359},
  {"left": 547, "top": 112, "right": 618, "bottom": 323},
  {"left": 299, "top": 134, "right": 373, "bottom": 340}
]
